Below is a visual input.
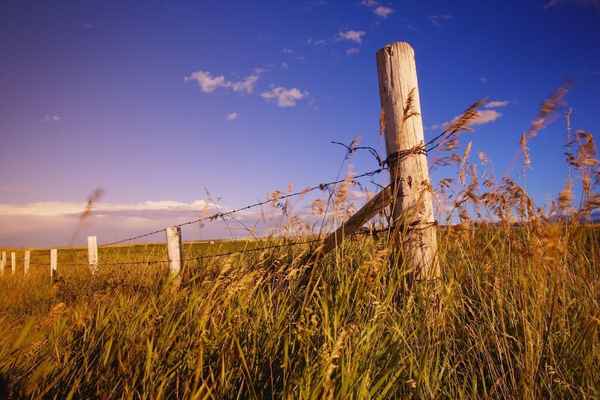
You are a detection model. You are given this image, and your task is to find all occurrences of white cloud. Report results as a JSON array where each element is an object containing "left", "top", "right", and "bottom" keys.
[
  {"left": 0, "top": 199, "right": 220, "bottom": 217},
  {"left": 261, "top": 87, "right": 308, "bottom": 108},
  {"left": 429, "top": 15, "right": 453, "bottom": 26},
  {"left": 282, "top": 48, "right": 294, "bottom": 54},
  {"left": 185, "top": 70, "right": 260, "bottom": 94},
  {"left": 437, "top": 109, "right": 502, "bottom": 131},
  {"left": 338, "top": 30, "right": 366, "bottom": 44},
  {"left": 374, "top": 5, "right": 394, "bottom": 17},
  {"left": 43, "top": 114, "right": 61, "bottom": 122},
  {"left": 485, "top": 100, "right": 510, "bottom": 108},
  {"left": 184, "top": 70, "right": 228, "bottom": 93},
  {"left": 281, "top": 62, "right": 289, "bottom": 69},
  {"left": 361, "top": 0, "right": 394, "bottom": 17},
  {"left": 230, "top": 74, "right": 259, "bottom": 94},
  {"left": 226, "top": 112, "right": 239, "bottom": 121},
  {"left": 346, "top": 47, "right": 360, "bottom": 55}
]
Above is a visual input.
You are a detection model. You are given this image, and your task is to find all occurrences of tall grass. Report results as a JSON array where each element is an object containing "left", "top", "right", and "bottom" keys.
[
  {"left": 1, "top": 86, "right": 599, "bottom": 399},
  {"left": 0, "top": 223, "right": 598, "bottom": 399}
]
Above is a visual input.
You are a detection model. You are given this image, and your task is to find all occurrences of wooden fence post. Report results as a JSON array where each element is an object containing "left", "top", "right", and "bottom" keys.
[
  {"left": 166, "top": 227, "right": 183, "bottom": 284},
  {"left": 88, "top": 236, "right": 98, "bottom": 274},
  {"left": 50, "top": 249, "right": 58, "bottom": 282},
  {"left": 0, "top": 251, "right": 5, "bottom": 275},
  {"left": 24, "top": 251, "right": 31, "bottom": 275},
  {"left": 11, "top": 252, "right": 16, "bottom": 274},
  {"left": 376, "top": 42, "right": 439, "bottom": 281}
]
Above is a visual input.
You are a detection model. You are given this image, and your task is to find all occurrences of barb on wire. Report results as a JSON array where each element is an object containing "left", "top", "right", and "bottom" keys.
[{"left": 331, "top": 141, "right": 384, "bottom": 167}]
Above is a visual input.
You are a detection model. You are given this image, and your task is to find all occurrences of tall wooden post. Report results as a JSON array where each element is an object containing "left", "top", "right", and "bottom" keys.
[
  {"left": 166, "top": 227, "right": 183, "bottom": 285},
  {"left": 0, "top": 251, "right": 5, "bottom": 275},
  {"left": 50, "top": 249, "right": 58, "bottom": 282},
  {"left": 376, "top": 42, "right": 439, "bottom": 281},
  {"left": 24, "top": 251, "right": 31, "bottom": 275},
  {"left": 87, "top": 236, "right": 98, "bottom": 274},
  {"left": 11, "top": 252, "right": 16, "bottom": 274}
]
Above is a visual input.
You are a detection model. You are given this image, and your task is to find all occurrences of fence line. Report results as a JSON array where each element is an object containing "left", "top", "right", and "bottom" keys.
[{"left": 99, "top": 167, "right": 387, "bottom": 247}]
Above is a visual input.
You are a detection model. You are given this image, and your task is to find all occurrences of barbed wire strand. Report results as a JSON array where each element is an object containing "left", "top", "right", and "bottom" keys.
[{"left": 100, "top": 167, "right": 386, "bottom": 247}]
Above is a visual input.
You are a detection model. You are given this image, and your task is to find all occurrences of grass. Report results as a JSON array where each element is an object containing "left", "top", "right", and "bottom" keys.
[
  {"left": 0, "top": 223, "right": 599, "bottom": 399},
  {"left": 1, "top": 87, "right": 599, "bottom": 398}
]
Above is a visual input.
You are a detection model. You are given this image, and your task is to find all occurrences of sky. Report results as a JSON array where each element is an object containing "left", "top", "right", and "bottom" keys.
[{"left": 1, "top": 0, "right": 599, "bottom": 247}]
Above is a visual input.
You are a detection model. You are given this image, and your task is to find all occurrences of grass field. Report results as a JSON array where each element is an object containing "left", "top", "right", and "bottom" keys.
[
  {"left": 2, "top": 88, "right": 600, "bottom": 398},
  {"left": 1, "top": 223, "right": 599, "bottom": 399}
]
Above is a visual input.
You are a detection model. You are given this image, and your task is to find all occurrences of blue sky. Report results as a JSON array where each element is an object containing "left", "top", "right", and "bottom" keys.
[{"left": 1, "top": 0, "right": 599, "bottom": 247}]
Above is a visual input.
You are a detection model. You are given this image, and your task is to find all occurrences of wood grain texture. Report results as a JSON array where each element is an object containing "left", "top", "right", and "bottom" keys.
[{"left": 376, "top": 42, "right": 439, "bottom": 280}]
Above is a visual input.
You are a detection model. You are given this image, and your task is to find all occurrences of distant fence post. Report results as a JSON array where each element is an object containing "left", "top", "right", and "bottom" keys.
[
  {"left": 50, "top": 249, "right": 58, "bottom": 282},
  {"left": 87, "top": 236, "right": 98, "bottom": 274},
  {"left": 376, "top": 42, "right": 439, "bottom": 281},
  {"left": 166, "top": 227, "right": 183, "bottom": 284},
  {"left": 11, "top": 252, "right": 16, "bottom": 274},
  {"left": 0, "top": 252, "right": 5, "bottom": 275},
  {"left": 24, "top": 251, "right": 31, "bottom": 275}
]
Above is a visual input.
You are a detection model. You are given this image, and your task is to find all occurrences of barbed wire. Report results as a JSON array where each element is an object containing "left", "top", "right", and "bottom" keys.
[
  {"left": 25, "top": 227, "right": 392, "bottom": 269},
  {"left": 100, "top": 167, "right": 387, "bottom": 247}
]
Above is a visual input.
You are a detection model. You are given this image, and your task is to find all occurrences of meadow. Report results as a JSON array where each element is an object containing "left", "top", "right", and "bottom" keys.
[{"left": 1, "top": 89, "right": 600, "bottom": 399}]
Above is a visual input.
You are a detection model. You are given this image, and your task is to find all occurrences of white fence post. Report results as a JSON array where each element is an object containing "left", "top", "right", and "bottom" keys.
[
  {"left": 24, "top": 251, "right": 31, "bottom": 275},
  {"left": 87, "top": 236, "right": 98, "bottom": 274},
  {"left": 50, "top": 249, "right": 58, "bottom": 282},
  {"left": 0, "top": 251, "right": 5, "bottom": 275},
  {"left": 166, "top": 227, "right": 183, "bottom": 283},
  {"left": 11, "top": 252, "right": 16, "bottom": 274}
]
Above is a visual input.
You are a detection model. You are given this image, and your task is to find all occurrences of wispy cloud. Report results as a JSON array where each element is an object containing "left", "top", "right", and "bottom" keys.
[
  {"left": 429, "top": 14, "right": 453, "bottom": 26},
  {"left": 485, "top": 100, "right": 510, "bottom": 108},
  {"left": 545, "top": 0, "right": 600, "bottom": 8},
  {"left": 374, "top": 5, "right": 394, "bottom": 17},
  {"left": 282, "top": 48, "right": 294, "bottom": 54},
  {"left": 480, "top": 77, "right": 488, "bottom": 84},
  {"left": 346, "top": 47, "right": 360, "bottom": 55},
  {"left": 0, "top": 199, "right": 220, "bottom": 217},
  {"left": 185, "top": 70, "right": 260, "bottom": 94},
  {"left": 261, "top": 87, "right": 308, "bottom": 108},
  {"left": 338, "top": 30, "right": 366, "bottom": 44},
  {"left": 431, "top": 110, "right": 503, "bottom": 131},
  {"left": 307, "top": 38, "right": 328, "bottom": 46},
  {"left": 43, "top": 114, "right": 61, "bottom": 122},
  {"left": 361, "top": 0, "right": 394, "bottom": 17},
  {"left": 226, "top": 112, "right": 239, "bottom": 121}
]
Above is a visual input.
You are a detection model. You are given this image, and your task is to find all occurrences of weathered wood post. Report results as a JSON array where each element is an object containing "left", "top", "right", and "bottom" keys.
[
  {"left": 24, "top": 251, "right": 31, "bottom": 275},
  {"left": 0, "top": 251, "right": 5, "bottom": 275},
  {"left": 11, "top": 252, "right": 16, "bottom": 274},
  {"left": 50, "top": 249, "right": 58, "bottom": 282},
  {"left": 87, "top": 236, "right": 98, "bottom": 274},
  {"left": 166, "top": 227, "right": 183, "bottom": 285},
  {"left": 376, "top": 42, "right": 439, "bottom": 281}
]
